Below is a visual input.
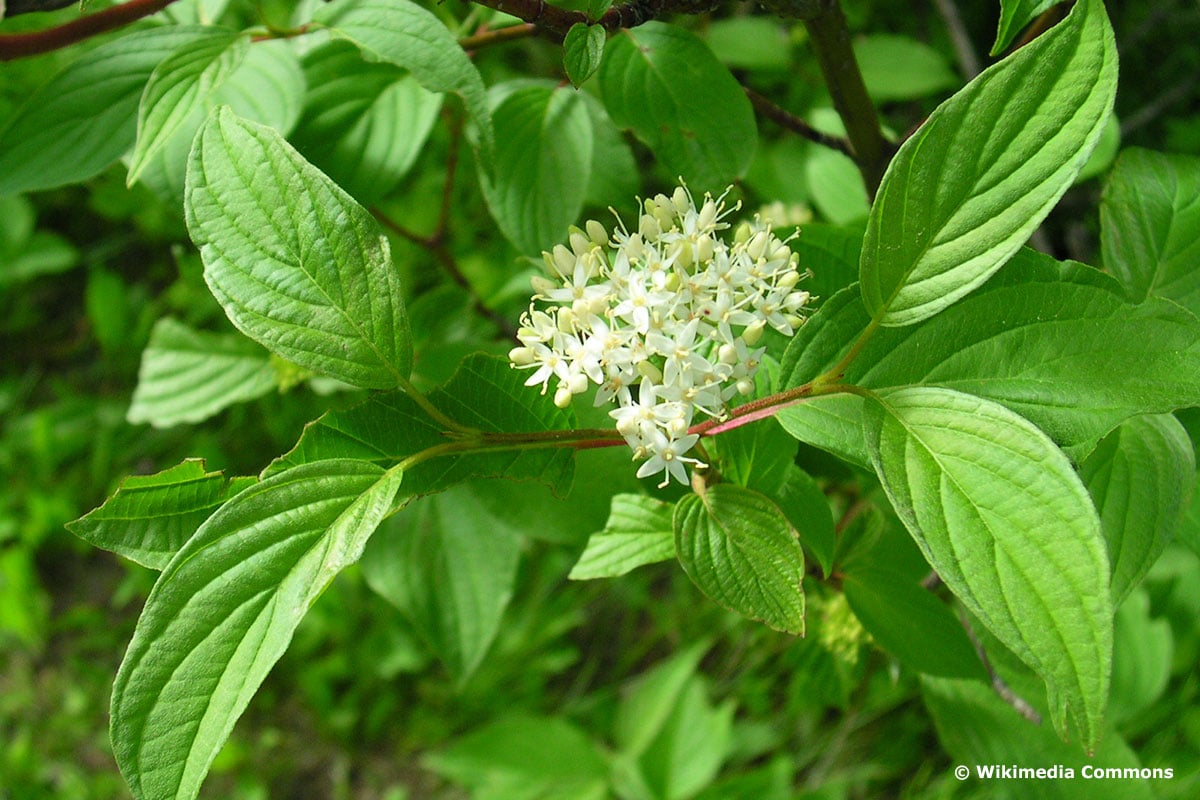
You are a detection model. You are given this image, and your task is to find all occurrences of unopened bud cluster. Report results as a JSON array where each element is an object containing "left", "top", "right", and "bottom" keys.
[{"left": 510, "top": 185, "right": 810, "bottom": 487}]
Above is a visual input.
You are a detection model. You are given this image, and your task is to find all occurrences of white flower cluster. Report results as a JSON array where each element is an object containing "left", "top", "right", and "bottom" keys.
[{"left": 510, "top": 186, "right": 810, "bottom": 487}]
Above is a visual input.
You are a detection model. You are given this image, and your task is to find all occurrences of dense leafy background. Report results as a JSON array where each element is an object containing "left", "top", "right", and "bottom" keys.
[{"left": 2, "top": 1, "right": 1200, "bottom": 798}]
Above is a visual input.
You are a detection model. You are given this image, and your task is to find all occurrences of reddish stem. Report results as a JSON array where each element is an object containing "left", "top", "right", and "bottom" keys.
[{"left": 0, "top": 0, "right": 181, "bottom": 61}]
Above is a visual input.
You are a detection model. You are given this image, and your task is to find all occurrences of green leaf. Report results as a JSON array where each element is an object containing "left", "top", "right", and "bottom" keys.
[
  {"left": 674, "top": 485, "right": 806, "bottom": 634},
  {"left": 863, "top": 387, "right": 1111, "bottom": 750},
  {"left": 991, "top": 0, "right": 1058, "bottom": 56},
  {"left": 313, "top": 0, "right": 493, "bottom": 164},
  {"left": 127, "top": 29, "right": 249, "bottom": 185},
  {"left": 771, "top": 466, "right": 835, "bottom": 578},
  {"left": 0, "top": 26, "right": 209, "bottom": 195},
  {"left": 1109, "top": 589, "right": 1173, "bottom": 726},
  {"left": 625, "top": 675, "right": 734, "bottom": 800},
  {"left": 134, "top": 39, "right": 306, "bottom": 205},
  {"left": 582, "top": 93, "right": 638, "bottom": 206},
  {"left": 843, "top": 559, "right": 985, "bottom": 681},
  {"left": 268, "top": 353, "right": 576, "bottom": 499},
  {"left": 860, "top": 0, "right": 1117, "bottom": 326},
  {"left": 853, "top": 34, "right": 959, "bottom": 102},
  {"left": 1080, "top": 414, "right": 1196, "bottom": 606},
  {"left": 480, "top": 85, "right": 593, "bottom": 255},
  {"left": 0, "top": 196, "right": 79, "bottom": 286},
  {"left": 704, "top": 17, "right": 791, "bottom": 72},
  {"left": 1101, "top": 148, "right": 1200, "bottom": 313},
  {"left": 923, "top": 677, "right": 1155, "bottom": 799},
  {"left": 805, "top": 108, "right": 869, "bottom": 225},
  {"left": 1182, "top": 470, "right": 1200, "bottom": 558},
  {"left": 779, "top": 250, "right": 1200, "bottom": 464},
  {"left": 161, "top": 0, "right": 234, "bottom": 24},
  {"left": 713, "top": 416, "right": 795, "bottom": 497},
  {"left": 614, "top": 641, "right": 709, "bottom": 757},
  {"left": 428, "top": 714, "right": 608, "bottom": 795},
  {"left": 185, "top": 106, "right": 412, "bottom": 388},
  {"left": 66, "top": 460, "right": 255, "bottom": 570},
  {"left": 360, "top": 484, "right": 520, "bottom": 682},
  {"left": 111, "top": 460, "right": 403, "bottom": 800},
  {"left": 1074, "top": 112, "right": 1120, "bottom": 184},
  {"left": 563, "top": 23, "right": 606, "bottom": 87},
  {"left": 291, "top": 40, "right": 441, "bottom": 205},
  {"left": 0, "top": 548, "right": 49, "bottom": 649},
  {"left": 569, "top": 494, "right": 675, "bottom": 579},
  {"left": 791, "top": 222, "right": 863, "bottom": 301},
  {"left": 586, "top": 0, "right": 613, "bottom": 18},
  {"left": 127, "top": 317, "right": 275, "bottom": 428},
  {"left": 212, "top": 39, "right": 305, "bottom": 135},
  {"left": 599, "top": 23, "right": 757, "bottom": 188}
]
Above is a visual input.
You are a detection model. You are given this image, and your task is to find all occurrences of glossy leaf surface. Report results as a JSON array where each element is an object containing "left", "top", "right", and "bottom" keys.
[
  {"left": 860, "top": 0, "right": 1116, "bottom": 326},
  {"left": 127, "top": 317, "right": 275, "bottom": 428},
  {"left": 185, "top": 107, "right": 412, "bottom": 388},
  {"left": 111, "top": 460, "right": 403, "bottom": 800},
  {"left": 864, "top": 387, "right": 1111, "bottom": 750},
  {"left": 674, "top": 485, "right": 805, "bottom": 634},
  {"left": 599, "top": 23, "right": 756, "bottom": 188}
]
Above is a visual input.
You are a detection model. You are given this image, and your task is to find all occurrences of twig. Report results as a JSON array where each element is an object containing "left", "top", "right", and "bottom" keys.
[
  {"left": 1121, "top": 80, "right": 1194, "bottom": 136},
  {"left": 957, "top": 606, "right": 1042, "bottom": 725},
  {"left": 0, "top": 0, "right": 180, "bottom": 61},
  {"left": 743, "top": 85, "right": 854, "bottom": 157},
  {"left": 459, "top": 23, "right": 539, "bottom": 51},
  {"left": 833, "top": 496, "right": 870, "bottom": 536},
  {"left": 1007, "top": 5, "right": 1066, "bottom": 54},
  {"left": 800, "top": 0, "right": 893, "bottom": 197},
  {"left": 431, "top": 109, "right": 464, "bottom": 246},
  {"left": 371, "top": 209, "right": 517, "bottom": 339},
  {"left": 932, "top": 0, "right": 980, "bottom": 78}
]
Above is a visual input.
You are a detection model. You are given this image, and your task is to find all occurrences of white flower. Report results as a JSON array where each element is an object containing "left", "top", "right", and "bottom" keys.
[
  {"left": 636, "top": 430, "right": 702, "bottom": 488},
  {"left": 511, "top": 184, "right": 812, "bottom": 487}
]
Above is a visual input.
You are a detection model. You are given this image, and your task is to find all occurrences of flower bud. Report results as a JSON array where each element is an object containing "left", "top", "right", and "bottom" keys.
[
  {"left": 672, "top": 186, "right": 690, "bottom": 212},
  {"left": 718, "top": 343, "right": 737, "bottom": 364},
  {"left": 676, "top": 240, "right": 694, "bottom": 270},
  {"left": 734, "top": 222, "right": 752, "bottom": 244},
  {"left": 696, "top": 235, "right": 714, "bottom": 264},
  {"left": 624, "top": 233, "right": 645, "bottom": 260},
  {"left": 639, "top": 214, "right": 661, "bottom": 239},
  {"left": 551, "top": 244, "right": 575, "bottom": 276},
  {"left": 748, "top": 231, "right": 770, "bottom": 261},
  {"left": 569, "top": 229, "right": 590, "bottom": 256},
  {"left": 778, "top": 270, "right": 801, "bottom": 289},
  {"left": 568, "top": 373, "right": 589, "bottom": 394},
  {"left": 737, "top": 378, "right": 755, "bottom": 396},
  {"left": 742, "top": 320, "right": 765, "bottom": 346},
  {"left": 509, "top": 346, "right": 535, "bottom": 365},
  {"left": 586, "top": 219, "right": 608, "bottom": 246},
  {"left": 637, "top": 360, "right": 663, "bottom": 384},
  {"left": 530, "top": 275, "right": 557, "bottom": 295},
  {"left": 654, "top": 209, "right": 674, "bottom": 232},
  {"left": 554, "top": 385, "right": 573, "bottom": 408},
  {"left": 616, "top": 415, "right": 639, "bottom": 437},
  {"left": 697, "top": 200, "right": 717, "bottom": 231},
  {"left": 785, "top": 291, "right": 810, "bottom": 310}
]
